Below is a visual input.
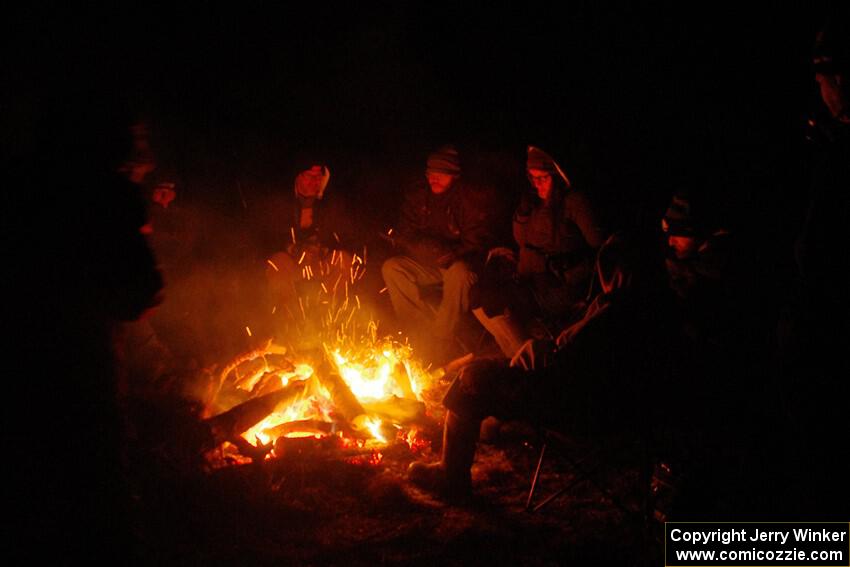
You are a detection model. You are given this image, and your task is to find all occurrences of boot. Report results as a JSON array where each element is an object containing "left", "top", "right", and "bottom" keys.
[{"left": 408, "top": 411, "right": 479, "bottom": 500}]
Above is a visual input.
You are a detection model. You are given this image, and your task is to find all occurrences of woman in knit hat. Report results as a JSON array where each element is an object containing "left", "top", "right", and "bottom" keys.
[
  {"left": 474, "top": 146, "right": 606, "bottom": 357},
  {"left": 518, "top": 145, "right": 606, "bottom": 310}
]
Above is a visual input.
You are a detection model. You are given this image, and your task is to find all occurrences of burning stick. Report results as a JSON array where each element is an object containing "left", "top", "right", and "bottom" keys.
[
  {"left": 219, "top": 339, "right": 278, "bottom": 385},
  {"left": 251, "top": 367, "right": 295, "bottom": 397},
  {"left": 205, "top": 380, "right": 308, "bottom": 445},
  {"left": 315, "top": 371, "right": 366, "bottom": 424},
  {"left": 393, "top": 362, "right": 415, "bottom": 399},
  {"left": 265, "top": 419, "right": 335, "bottom": 439}
]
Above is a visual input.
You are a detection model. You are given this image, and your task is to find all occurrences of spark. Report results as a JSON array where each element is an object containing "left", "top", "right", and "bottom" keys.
[
  {"left": 272, "top": 306, "right": 277, "bottom": 314},
  {"left": 266, "top": 259, "right": 279, "bottom": 271},
  {"left": 290, "top": 227, "right": 296, "bottom": 244},
  {"left": 379, "top": 287, "right": 387, "bottom": 294},
  {"left": 298, "top": 251, "right": 307, "bottom": 264},
  {"left": 333, "top": 232, "right": 340, "bottom": 243},
  {"left": 321, "top": 283, "right": 328, "bottom": 294},
  {"left": 298, "top": 297, "right": 306, "bottom": 319},
  {"left": 245, "top": 326, "right": 252, "bottom": 337},
  {"left": 355, "top": 295, "right": 361, "bottom": 309},
  {"left": 387, "top": 228, "right": 393, "bottom": 235}
]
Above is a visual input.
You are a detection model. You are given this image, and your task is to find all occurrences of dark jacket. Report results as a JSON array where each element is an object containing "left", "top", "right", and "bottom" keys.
[
  {"left": 513, "top": 186, "right": 605, "bottom": 276},
  {"left": 395, "top": 179, "right": 496, "bottom": 267},
  {"left": 257, "top": 186, "right": 353, "bottom": 257}
]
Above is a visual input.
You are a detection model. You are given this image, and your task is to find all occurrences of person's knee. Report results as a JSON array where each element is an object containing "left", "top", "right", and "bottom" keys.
[
  {"left": 444, "top": 260, "right": 477, "bottom": 288},
  {"left": 381, "top": 256, "right": 405, "bottom": 282}
]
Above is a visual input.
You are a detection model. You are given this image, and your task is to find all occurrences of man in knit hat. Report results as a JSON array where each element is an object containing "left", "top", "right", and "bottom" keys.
[
  {"left": 382, "top": 145, "right": 497, "bottom": 363},
  {"left": 262, "top": 153, "right": 354, "bottom": 340},
  {"left": 660, "top": 191, "right": 734, "bottom": 303}
]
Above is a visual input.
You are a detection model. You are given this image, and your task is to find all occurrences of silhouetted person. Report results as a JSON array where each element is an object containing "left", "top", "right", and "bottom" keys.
[
  {"left": 408, "top": 233, "right": 674, "bottom": 499},
  {"left": 784, "top": 20, "right": 850, "bottom": 519},
  {"left": 12, "top": 94, "right": 163, "bottom": 561}
]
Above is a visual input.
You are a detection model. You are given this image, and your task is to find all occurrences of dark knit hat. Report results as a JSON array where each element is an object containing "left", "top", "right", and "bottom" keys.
[
  {"left": 526, "top": 146, "right": 557, "bottom": 173},
  {"left": 813, "top": 20, "right": 850, "bottom": 75},
  {"left": 661, "top": 193, "right": 700, "bottom": 236},
  {"left": 526, "top": 145, "right": 572, "bottom": 188},
  {"left": 425, "top": 145, "right": 461, "bottom": 175}
]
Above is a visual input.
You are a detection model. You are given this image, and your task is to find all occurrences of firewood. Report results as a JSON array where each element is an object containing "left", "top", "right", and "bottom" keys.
[
  {"left": 251, "top": 369, "right": 291, "bottom": 397},
  {"left": 394, "top": 362, "right": 415, "bottom": 399},
  {"left": 265, "top": 419, "right": 335, "bottom": 438},
  {"left": 205, "top": 380, "right": 307, "bottom": 445},
  {"left": 316, "top": 372, "right": 365, "bottom": 423},
  {"left": 219, "top": 338, "right": 273, "bottom": 384},
  {"left": 361, "top": 397, "right": 426, "bottom": 425}
]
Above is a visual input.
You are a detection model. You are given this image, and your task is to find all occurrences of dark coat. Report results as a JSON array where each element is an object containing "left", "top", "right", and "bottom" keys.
[{"left": 395, "top": 179, "right": 497, "bottom": 268}]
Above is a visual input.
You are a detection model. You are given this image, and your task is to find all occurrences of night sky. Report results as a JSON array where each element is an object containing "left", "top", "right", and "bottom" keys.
[{"left": 6, "top": 3, "right": 841, "bottom": 255}]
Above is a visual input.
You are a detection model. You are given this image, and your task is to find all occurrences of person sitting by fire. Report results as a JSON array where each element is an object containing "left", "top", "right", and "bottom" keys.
[
  {"left": 381, "top": 145, "right": 497, "bottom": 364},
  {"left": 660, "top": 191, "right": 740, "bottom": 349},
  {"left": 472, "top": 145, "right": 606, "bottom": 358},
  {"left": 263, "top": 154, "right": 354, "bottom": 338},
  {"left": 407, "top": 232, "right": 674, "bottom": 499}
]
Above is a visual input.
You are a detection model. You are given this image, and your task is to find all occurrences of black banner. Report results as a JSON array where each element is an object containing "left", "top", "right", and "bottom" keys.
[{"left": 665, "top": 522, "right": 849, "bottom": 566}]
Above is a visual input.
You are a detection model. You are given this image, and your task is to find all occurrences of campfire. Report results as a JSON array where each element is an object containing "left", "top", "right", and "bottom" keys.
[{"left": 200, "top": 248, "right": 444, "bottom": 467}]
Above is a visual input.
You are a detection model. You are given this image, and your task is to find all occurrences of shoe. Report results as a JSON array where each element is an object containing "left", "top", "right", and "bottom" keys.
[
  {"left": 479, "top": 416, "right": 502, "bottom": 444},
  {"left": 406, "top": 411, "right": 477, "bottom": 501},
  {"left": 407, "top": 461, "right": 471, "bottom": 501}
]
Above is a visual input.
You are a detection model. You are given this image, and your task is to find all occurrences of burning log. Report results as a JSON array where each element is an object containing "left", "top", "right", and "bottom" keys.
[
  {"left": 361, "top": 397, "right": 426, "bottom": 426},
  {"left": 251, "top": 369, "right": 291, "bottom": 397},
  {"left": 265, "top": 419, "right": 335, "bottom": 438},
  {"left": 205, "top": 380, "right": 307, "bottom": 445},
  {"left": 316, "top": 371, "right": 365, "bottom": 423},
  {"left": 208, "top": 339, "right": 288, "bottom": 405},
  {"left": 394, "top": 362, "right": 415, "bottom": 399}
]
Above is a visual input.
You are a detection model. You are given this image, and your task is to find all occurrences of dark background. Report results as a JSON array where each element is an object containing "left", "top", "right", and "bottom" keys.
[
  {"left": 5, "top": 4, "right": 847, "bottom": 561},
  {"left": 7, "top": 1, "right": 842, "bottom": 362},
  {"left": 7, "top": 3, "right": 836, "bottom": 239}
]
